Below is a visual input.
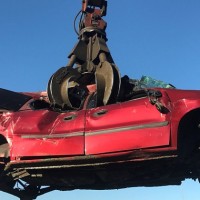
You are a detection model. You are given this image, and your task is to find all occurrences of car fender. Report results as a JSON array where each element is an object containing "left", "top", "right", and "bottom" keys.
[{"left": 170, "top": 98, "right": 200, "bottom": 148}]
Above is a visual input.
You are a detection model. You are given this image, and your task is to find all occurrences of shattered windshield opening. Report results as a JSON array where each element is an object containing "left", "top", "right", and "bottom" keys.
[
  {"left": 118, "top": 75, "right": 175, "bottom": 102},
  {"left": 137, "top": 76, "right": 175, "bottom": 89}
]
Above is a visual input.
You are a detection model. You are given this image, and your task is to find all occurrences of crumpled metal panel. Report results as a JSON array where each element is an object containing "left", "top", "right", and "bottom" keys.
[{"left": 10, "top": 109, "right": 86, "bottom": 158}]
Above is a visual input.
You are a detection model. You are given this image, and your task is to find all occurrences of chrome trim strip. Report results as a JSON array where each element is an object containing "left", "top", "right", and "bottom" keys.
[
  {"left": 21, "top": 121, "right": 169, "bottom": 139},
  {"left": 86, "top": 121, "right": 169, "bottom": 136},
  {"left": 21, "top": 132, "right": 84, "bottom": 139}
]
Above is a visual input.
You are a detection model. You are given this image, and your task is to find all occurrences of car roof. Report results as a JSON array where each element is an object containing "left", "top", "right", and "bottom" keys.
[{"left": 0, "top": 88, "right": 32, "bottom": 112}]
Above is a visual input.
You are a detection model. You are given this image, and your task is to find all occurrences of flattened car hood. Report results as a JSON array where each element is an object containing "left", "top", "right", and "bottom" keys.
[{"left": 0, "top": 88, "right": 32, "bottom": 111}]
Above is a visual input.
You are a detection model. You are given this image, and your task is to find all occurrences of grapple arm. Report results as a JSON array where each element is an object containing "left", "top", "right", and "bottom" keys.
[{"left": 47, "top": 0, "right": 120, "bottom": 110}]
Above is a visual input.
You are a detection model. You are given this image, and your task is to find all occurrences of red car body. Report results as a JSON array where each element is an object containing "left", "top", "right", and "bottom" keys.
[
  {"left": 1, "top": 84, "right": 200, "bottom": 193},
  {"left": 0, "top": 87, "right": 199, "bottom": 158}
]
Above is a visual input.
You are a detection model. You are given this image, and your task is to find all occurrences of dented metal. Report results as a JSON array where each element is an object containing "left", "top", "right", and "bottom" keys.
[
  {"left": 1, "top": 1, "right": 200, "bottom": 199},
  {"left": 1, "top": 86, "right": 200, "bottom": 198}
]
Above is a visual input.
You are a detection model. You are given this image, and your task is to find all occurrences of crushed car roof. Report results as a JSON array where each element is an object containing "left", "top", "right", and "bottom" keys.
[{"left": 0, "top": 88, "right": 32, "bottom": 111}]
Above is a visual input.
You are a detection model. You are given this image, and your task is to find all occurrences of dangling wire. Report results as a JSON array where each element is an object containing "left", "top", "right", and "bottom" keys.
[
  {"left": 79, "top": 11, "right": 84, "bottom": 33},
  {"left": 73, "top": 9, "right": 82, "bottom": 36}
]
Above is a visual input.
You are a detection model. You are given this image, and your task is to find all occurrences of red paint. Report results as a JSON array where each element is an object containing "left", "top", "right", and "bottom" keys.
[
  {"left": 0, "top": 88, "right": 200, "bottom": 163},
  {"left": 85, "top": 97, "right": 170, "bottom": 154}
]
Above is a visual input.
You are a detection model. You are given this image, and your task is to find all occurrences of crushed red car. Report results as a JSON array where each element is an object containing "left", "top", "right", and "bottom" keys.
[
  {"left": 1, "top": 76, "right": 200, "bottom": 199},
  {"left": 2, "top": 1, "right": 200, "bottom": 199}
]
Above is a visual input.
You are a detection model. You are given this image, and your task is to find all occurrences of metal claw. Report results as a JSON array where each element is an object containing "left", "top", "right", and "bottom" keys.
[
  {"left": 48, "top": 68, "right": 94, "bottom": 109},
  {"left": 95, "top": 61, "right": 120, "bottom": 106}
]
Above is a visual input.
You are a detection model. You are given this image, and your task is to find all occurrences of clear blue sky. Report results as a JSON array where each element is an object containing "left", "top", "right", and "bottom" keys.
[{"left": 1, "top": 0, "right": 200, "bottom": 199}]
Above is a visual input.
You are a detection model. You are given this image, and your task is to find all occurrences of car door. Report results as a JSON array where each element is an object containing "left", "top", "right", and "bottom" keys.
[
  {"left": 11, "top": 108, "right": 85, "bottom": 158},
  {"left": 85, "top": 94, "right": 171, "bottom": 155}
]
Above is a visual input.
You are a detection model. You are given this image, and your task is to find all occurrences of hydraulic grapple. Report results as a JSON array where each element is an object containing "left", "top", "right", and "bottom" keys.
[{"left": 47, "top": 0, "right": 121, "bottom": 110}]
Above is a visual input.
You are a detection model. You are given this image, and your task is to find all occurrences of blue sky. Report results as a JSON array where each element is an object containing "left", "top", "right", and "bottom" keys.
[{"left": 1, "top": 0, "right": 200, "bottom": 199}]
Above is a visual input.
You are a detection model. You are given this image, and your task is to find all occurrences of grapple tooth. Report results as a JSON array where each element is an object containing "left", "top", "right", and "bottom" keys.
[
  {"left": 47, "top": 74, "right": 54, "bottom": 104},
  {"left": 48, "top": 62, "right": 120, "bottom": 110},
  {"left": 47, "top": 67, "right": 68, "bottom": 106},
  {"left": 47, "top": 67, "right": 94, "bottom": 109},
  {"left": 60, "top": 74, "right": 90, "bottom": 109},
  {"left": 47, "top": 67, "right": 81, "bottom": 109},
  {"left": 95, "top": 61, "right": 121, "bottom": 106}
]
